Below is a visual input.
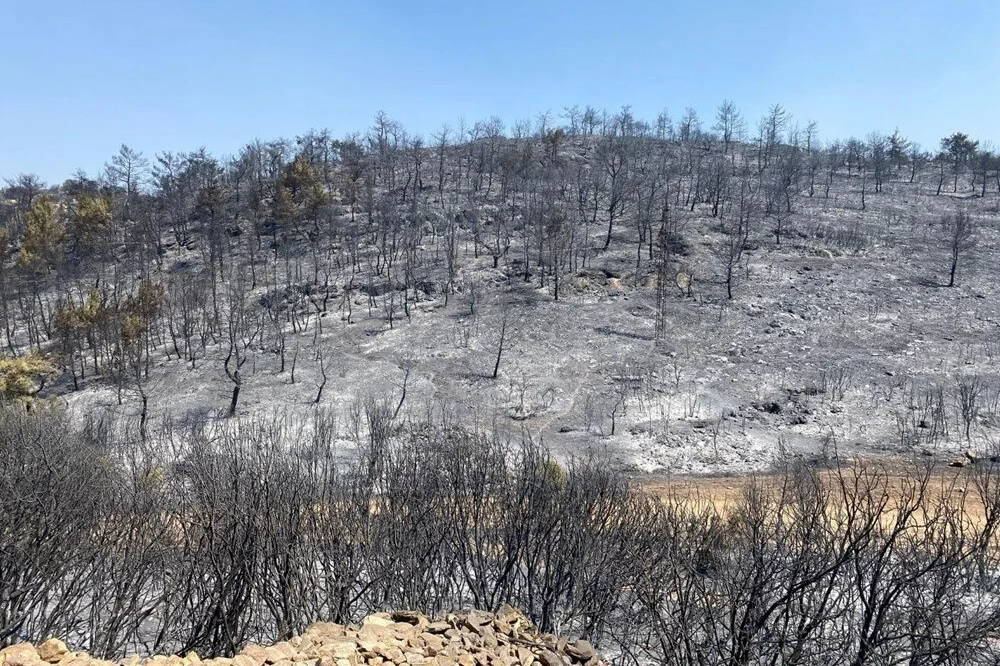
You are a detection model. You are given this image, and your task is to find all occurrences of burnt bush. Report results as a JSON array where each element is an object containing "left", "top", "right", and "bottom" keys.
[{"left": 3, "top": 404, "right": 1000, "bottom": 665}]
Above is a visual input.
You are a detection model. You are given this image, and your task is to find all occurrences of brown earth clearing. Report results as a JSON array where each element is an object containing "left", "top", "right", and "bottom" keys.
[{"left": 640, "top": 454, "right": 995, "bottom": 523}]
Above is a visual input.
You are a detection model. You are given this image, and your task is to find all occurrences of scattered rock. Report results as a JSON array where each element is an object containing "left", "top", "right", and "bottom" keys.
[{"left": 18, "top": 610, "right": 603, "bottom": 666}]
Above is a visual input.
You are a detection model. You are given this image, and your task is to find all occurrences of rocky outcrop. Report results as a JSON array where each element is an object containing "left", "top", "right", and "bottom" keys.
[{"left": 0, "top": 608, "right": 604, "bottom": 666}]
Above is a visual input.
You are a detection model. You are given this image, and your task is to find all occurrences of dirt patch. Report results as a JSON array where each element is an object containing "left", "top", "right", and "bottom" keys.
[{"left": 638, "top": 456, "right": 992, "bottom": 523}]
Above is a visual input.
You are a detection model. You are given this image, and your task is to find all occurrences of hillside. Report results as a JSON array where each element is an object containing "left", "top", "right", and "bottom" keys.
[{"left": 2, "top": 114, "right": 999, "bottom": 474}]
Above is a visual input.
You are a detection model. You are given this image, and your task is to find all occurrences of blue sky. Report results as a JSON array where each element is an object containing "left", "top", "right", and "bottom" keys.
[{"left": 3, "top": 0, "right": 998, "bottom": 183}]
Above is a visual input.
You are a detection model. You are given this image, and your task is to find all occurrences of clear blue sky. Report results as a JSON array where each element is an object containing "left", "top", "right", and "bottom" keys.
[{"left": 3, "top": 0, "right": 998, "bottom": 183}]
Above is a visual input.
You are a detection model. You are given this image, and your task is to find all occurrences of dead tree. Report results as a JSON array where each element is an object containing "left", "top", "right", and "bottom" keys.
[
  {"left": 945, "top": 210, "right": 976, "bottom": 287},
  {"left": 223, "top": 280, "right": 261, "bottom": 417}
]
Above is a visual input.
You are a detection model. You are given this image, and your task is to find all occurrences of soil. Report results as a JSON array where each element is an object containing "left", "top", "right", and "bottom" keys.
[{"left": 56, "top": 164, "right": 1000, "bottom": 479}]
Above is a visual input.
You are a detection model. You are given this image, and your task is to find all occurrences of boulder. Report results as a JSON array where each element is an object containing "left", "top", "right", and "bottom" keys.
[
  {"left": 38, "top": 641, "right": 68, "bottom": 664},
  {"left": 1, "top": 644, "right": 40, "bottom": 666}
]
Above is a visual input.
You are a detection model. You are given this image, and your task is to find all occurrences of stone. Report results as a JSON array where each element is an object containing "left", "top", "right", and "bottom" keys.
[
  {"left": 38, "top": 640, "right": 68, "bottom": 664},
  {"left": 391, "top": 612, "right": 426, "bottom": 626},
  {"left": 477, "top": 627, "right": 497, "bottom": 650},
  {"left": 263, "top": 644, "right": 296, "bottom": 665},
  {"left": 382, "top": 648, "right": 404, "bottom": 665},
  {"left": 5, "top": 607, "right": 596, "bottom": 666},
  {"left": 533, "top": 652, "right": 562, "bottom": 666},
  {"left": 462, "top": 612, "right": 492, "bottom": 630},
  {"left": 494, "top": 606, "right": 522, "bottom": 624},
  {"left": 327, "top": 640, "right": 359, "bottom": 661},
  {"left": 362, "top": 615, "right": 396, "bottom": 629},
  {"left": 295, "top": 636, "right": 322, "bottom": 663},
  {"left": 421, "top": 635, "right": 445, "bottom": 655},
  {"left": 356, "top": 627, "right": 391, "bottom": 645},
  {"left": 564, "top": 642, "right": 595, "bottom": 662},
  {"left": 239, "top": 647, "right": 268, "bottom": 666},
  {"left": 1, "top": 644, "right": 39, "bottom": 666},
  {"left": 308, "top": 623, "right": 347, "bottom": 641}
]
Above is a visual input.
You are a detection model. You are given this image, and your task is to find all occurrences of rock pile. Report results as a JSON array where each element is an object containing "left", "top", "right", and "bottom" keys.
[{"left": 0, "top": 608, "right": 605, "bottom": 666}]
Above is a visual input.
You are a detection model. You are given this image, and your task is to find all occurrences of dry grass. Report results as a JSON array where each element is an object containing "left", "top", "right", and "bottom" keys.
[{"left": 638, "top": 454, "right": 993, "bottom": 524}]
